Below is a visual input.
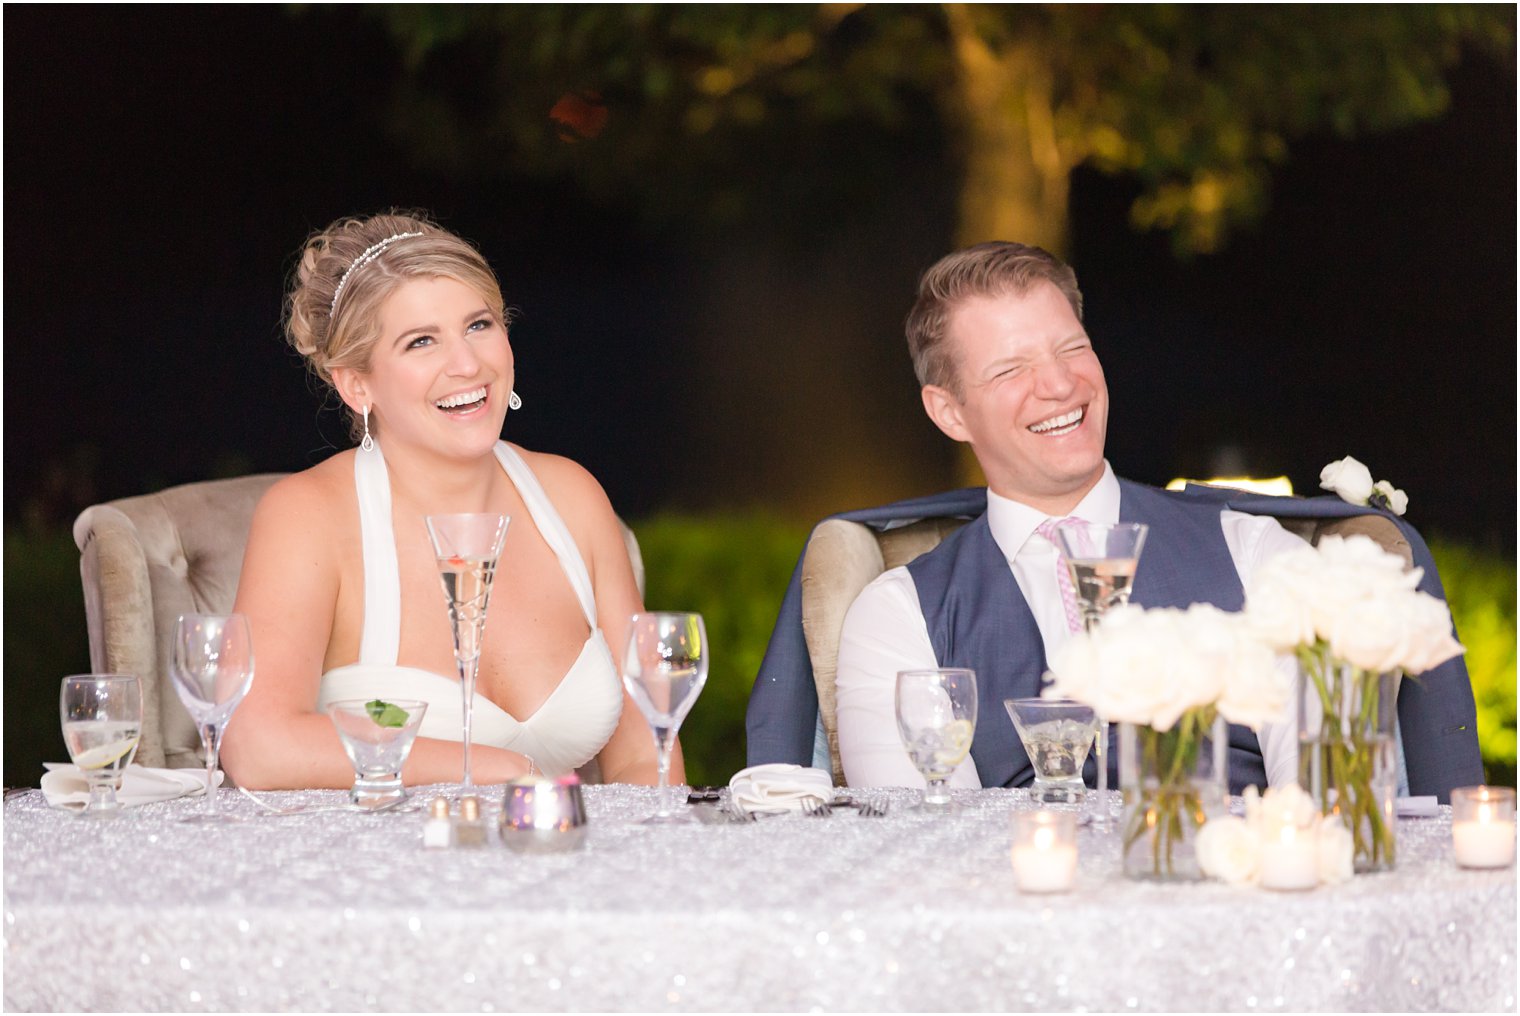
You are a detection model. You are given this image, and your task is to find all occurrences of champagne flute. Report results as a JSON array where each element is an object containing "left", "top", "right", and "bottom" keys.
[
  {"left": 59, "top": 674, "right": 143, "bottom": 817},
  {"left": 895, "top": 668, "right": 978, "bottom": 813},
  {"left": 1052, "top": 521, "right": 1148, "bottom": 825},
  {"left": 170, "top": 614, "right": 255, "bottom": 822},
  {"left": 425, "top": 513, "right": 510, "bottom": 791},
  {"left": 621, "top": 612, "right": 708, "bottom": 823}
]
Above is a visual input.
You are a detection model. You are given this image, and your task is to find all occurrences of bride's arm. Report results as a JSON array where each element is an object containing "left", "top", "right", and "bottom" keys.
[
  {"left": 538, "top": 456, "right": 677, "bottom": 786},
  {"left": 220, "top": 472, "right": 533, "bottom": 790}
]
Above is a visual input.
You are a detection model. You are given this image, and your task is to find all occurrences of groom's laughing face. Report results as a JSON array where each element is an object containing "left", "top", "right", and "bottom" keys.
[{"left": 922, "top": 280, "right": 1109, "bottom": 514}]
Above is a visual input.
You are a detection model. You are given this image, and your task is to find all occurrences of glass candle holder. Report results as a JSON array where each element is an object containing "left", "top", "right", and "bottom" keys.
[
  {"left": 1010, "top": 810, "right": 1078, "bottom": 893},
  {"left": 1258, "top": 812, "right": 1320, "bottom": 892},
  {"left": 1451, "top": 786, "right": 1516, "bottom": 870}
]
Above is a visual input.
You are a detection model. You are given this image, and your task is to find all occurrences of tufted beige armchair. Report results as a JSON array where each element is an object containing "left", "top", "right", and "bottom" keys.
[
  {"left": 74, "top": 474, "right": 647, "bottom": 781},
  {"left": 799, "top": 504, "right": 1411, "bottom": 786}
]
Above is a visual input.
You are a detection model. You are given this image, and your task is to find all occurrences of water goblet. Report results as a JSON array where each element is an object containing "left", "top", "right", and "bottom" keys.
[
  {"left": 327, "top": 699, "right": 429, "bottom": 809},
  {"left": 59, "top": 674, "right": 143, "bottom": 818},
  {"left": 425, "top": 513, "right": 510, "bottom": 792},
  {"left": 1004, "top": 697, "right": 1097, "bottom": 805},
  {"left": 1052, "top": 521, "right": 1149, "bottom": 826},
  {"left": 170, "top": 613, "right": 255, "bottom": 823},
  {"left": 895, "top": 668, "right": 978, "bottom": 813},
  {"left": 621, "top": 612, "right": 708, "bottom": 824}
]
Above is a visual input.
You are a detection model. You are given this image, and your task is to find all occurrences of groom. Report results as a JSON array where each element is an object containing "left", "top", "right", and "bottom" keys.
[{"left": 746, "top": 241, "right": 1483, "bottom": 801}]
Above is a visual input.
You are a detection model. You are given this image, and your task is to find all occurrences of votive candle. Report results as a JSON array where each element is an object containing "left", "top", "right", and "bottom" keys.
[
  {"left": 1011, "top": 810, "right": 1078, "bottom": 893},
  {"left": 1452, "top": 786, "right": 1516, "bottom": 870},
  {"left": 1258, "top": 822, "right": 1319, "bottom": 891}
]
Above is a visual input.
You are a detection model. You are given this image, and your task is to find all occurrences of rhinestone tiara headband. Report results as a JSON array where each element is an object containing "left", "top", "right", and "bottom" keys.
[{"left": 329, "top": 231, "right": 424, "bottom": 318}]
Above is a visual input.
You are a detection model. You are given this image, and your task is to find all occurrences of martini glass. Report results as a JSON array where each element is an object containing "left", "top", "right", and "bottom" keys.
[
  {"left": 170, "top": 614, "right": 255, "bottom": 822},
  {"left": 425, "top": 513, "right": 510, "bottom": 792},
  {"left": 1052, "top": 521, "right": 1148, "bottom": 827},
  {"left": 621, "top": 612, "right": 708, "bottom": 823}
]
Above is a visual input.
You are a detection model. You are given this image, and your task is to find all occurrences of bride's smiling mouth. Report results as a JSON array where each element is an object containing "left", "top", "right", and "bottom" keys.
[
  {"left": 1027, "top": 406, "right": 1084, "bottom": 436},
  {"left": 435, "top": 386, "right": 488, "bottom": 414}
]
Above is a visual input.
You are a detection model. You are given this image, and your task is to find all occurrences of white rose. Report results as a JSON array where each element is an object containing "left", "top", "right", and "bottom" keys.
[
  {"left": 1243, "top": 575, "right": 1317, "bottom": 652},
  {"left": 1088, "top": 612, "right": 1183, "bottom": 728},
  {"left": 1320, "top": 456, "right": 1375, "bottom": 505},
  {"left": 1218, "top": 641, "right": 1292, "bottom": 730},
  {"left": 1370, "top": 480, "right": 1409, "bottom": 516},
  {"left": 1316, "top": 821, "right": 1354, "bottom": 885},
  {"left": 1258, "top": 783, "right": 1320, "bottom": 829},
  {"left": 1325, "top": 594, "right": 1424, "bottom": 673},
  {"left": 1398, "top": 592, "right": 1466, "bottom": 674},
  {"left": 1196, "top": 817, "right": 1261, "bottom": 885}
]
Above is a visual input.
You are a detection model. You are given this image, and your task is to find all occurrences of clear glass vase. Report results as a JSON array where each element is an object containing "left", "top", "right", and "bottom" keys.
[
  {"left": 1297, "top": 657, "right": 1399, "bottom": 873},
  {"left": 1119, "top": 711, "right": 1229, "bottom": 881}
]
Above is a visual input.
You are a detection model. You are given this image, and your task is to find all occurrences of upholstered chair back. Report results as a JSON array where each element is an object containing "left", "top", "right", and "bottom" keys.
[
  {"left": 74, "top": 474, "right": 647, "bottom": 782},
  {"left": 73, "top": 475, "right": 284, "bottom": 773},
  {"left": 799, "top": 507, "right": 1410, "bottom": 785}
]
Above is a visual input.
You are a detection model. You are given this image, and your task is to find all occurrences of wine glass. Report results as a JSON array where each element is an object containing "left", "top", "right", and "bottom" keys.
[
  {"left": 170, "top": 614, "right": 255, "bottom": 822},
  {"left": 894, "top": 668, "right": 978, "bottom": 813},
  {"left": 620, "top": 612, "right": 708, "bottom": 823},
  {"left": 424, "top": 513, "right": 510, "bottom": 792},
  {"left": 59, "top": 674, "right": 143, "bottom": 817},
  {"left": 1052, "top": 521, "right": 1148, "bottom": 826}
]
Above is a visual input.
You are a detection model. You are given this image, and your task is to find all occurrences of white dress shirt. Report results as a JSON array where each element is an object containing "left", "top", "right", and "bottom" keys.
[{"left": 834, "top": 463, "right": 1307, "bottom": 790}]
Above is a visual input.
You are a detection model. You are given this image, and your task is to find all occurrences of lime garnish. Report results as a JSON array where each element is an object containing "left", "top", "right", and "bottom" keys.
[{"left": 365, "top": 699, "right": 410, "bottom": 728}]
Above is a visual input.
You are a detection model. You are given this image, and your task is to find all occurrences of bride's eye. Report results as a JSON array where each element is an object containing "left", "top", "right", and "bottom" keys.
[
  {"left": 467, "top": 317, "right": 493, "bottom": 333},
  {"left": 406, "top": 334, "right": 435, "bottom": 350}
]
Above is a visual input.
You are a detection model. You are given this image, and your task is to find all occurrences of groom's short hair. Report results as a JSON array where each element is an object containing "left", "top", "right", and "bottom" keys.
[{"left": 905, "top": 242, "right": 1084, "bottom": 398}]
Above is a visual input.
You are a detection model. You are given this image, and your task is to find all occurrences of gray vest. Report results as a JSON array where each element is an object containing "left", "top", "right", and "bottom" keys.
[{"left": 907, "top": 479, "right": 1267, "bottom": 794}]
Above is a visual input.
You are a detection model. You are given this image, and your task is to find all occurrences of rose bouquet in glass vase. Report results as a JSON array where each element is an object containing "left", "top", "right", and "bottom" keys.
[
  {"left": 1243, "top": 534, "right": 1464, "bottom": 873},
  {"left": 1045, "top": 603, "right": 1288, "bottom": 881}
]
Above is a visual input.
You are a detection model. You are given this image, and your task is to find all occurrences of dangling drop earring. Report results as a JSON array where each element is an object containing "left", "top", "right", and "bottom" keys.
[
  {"left": 508, "top": 390, "right": 523, "bottom": 411},
  {"left": 361, "top": 404, "right": 375, "bottom": 452}
]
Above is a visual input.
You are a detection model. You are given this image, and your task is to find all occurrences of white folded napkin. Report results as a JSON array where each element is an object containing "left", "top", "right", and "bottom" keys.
[
  {"left": 1396, "top": 796, "right": 1439, "bottom": 818},
  {"left": 728, "top": 763, "right": 834, "bottom": 816},
  {"left": 41, "top": 763, "right": 223, "bottom": 811}
]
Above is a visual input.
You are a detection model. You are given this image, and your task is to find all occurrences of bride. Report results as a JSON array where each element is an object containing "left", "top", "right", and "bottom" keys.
[{"left": 221, "top": 211, "right": 673, "bottom": 788}]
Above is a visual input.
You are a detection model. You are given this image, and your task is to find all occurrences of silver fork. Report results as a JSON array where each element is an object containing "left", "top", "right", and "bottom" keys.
[
  {"left": 856, "top": 798, "right": 888, "bottom": 818},
  {"left": 802, "top": 797, "right": 833, "bottom": 818}
]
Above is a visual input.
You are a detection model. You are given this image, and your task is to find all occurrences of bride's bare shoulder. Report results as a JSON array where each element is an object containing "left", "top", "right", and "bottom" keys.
[
  {"left": 512, "top": 446, "right": 610, "bottom": 508},
  {"left": 250, "top": 451, "right": 357, "bottom": 542}
]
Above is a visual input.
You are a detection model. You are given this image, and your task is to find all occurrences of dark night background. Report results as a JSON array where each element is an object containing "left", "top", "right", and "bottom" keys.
[{"left": 6, "top": 6, "right": 1515, "bottom": 544}]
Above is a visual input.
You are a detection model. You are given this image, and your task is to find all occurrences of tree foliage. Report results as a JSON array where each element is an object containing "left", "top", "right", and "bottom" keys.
[{"left": 373, "top": 4, "right": 1511, "bottom": 254}]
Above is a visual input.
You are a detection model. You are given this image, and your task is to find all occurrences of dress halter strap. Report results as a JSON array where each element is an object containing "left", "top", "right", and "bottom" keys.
[{"left": 354, "top": 442, "right": 402, "bottom": 666}]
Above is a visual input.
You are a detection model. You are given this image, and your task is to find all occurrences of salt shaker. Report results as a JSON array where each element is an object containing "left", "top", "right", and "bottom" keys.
[
  {"left": 422, "top": 796, "right": 453, "bottom": 849},
  {"left": 454, "top": 795, "right": 488, "bottom": 847}
]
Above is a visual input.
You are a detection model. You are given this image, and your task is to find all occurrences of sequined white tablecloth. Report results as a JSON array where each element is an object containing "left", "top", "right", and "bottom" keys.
[{"left": 4, "top": 785, "right": 1515, "bottom": 1012}]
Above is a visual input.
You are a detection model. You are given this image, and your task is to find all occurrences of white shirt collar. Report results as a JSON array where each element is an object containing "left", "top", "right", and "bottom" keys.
[{"left": 986, "top": 461, "right": 1121, "bottom": 562}]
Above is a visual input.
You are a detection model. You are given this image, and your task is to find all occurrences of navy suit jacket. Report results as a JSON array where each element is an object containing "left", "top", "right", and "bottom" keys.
[{"left": 744, "top": 482, "right": 1483, "bottom": 802}]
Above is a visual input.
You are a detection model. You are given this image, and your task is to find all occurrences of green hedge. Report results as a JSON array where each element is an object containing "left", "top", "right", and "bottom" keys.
[
  {"left": 1429, "top": 538, "right": 1517, "bottom": 787},
  {"left": 632, "top": 514, "right": 810, "bottom": 786},
  {"left": 3, "top": 520, "right": 1514, "bottom": 790}
]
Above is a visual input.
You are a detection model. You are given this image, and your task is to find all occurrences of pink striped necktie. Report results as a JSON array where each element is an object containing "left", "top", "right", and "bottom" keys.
[{"left": 1035, "top": 517, "right": 1086, "bottom": 634}]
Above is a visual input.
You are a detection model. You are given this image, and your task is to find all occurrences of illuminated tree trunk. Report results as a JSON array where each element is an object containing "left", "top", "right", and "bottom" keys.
[
  {"left": 943, "top": 4, "right": 1073, "bottom": 255},
  {"left": 941, "top": 5, "right": 1078, "bottom": 484}
]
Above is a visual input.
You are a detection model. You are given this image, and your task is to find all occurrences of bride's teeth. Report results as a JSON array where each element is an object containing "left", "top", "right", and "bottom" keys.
[
  {"left": 436, "top": 387, "right": 486, "bottom": 409},
  {"left": 1029, "top": 408, "right": 1084, "bottom": 434}
]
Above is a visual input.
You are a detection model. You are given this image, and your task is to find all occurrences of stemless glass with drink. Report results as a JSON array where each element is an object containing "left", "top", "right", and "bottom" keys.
[
  {"left": 170, "top": 613, "right": 255, "bottom": 822},
  {"left": 621, "top": 611, "right": 708, "bottom": 824},
  {"left": 425, "top": 513, "right": 510, "bottom": 792},
  {"left": 895, "top": 668, "right": 978, "bottom": 813},
  {"left": 60, "top": 674, "right": 143, "bottom": 817},
  {"left": 1052, "top": 521, "right": 1148, "bottom": 825}
]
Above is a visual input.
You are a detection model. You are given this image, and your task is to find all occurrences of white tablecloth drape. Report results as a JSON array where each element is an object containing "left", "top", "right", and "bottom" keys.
[{"left": 4, "top": 786, "right": 1514, "bottom": 1012}]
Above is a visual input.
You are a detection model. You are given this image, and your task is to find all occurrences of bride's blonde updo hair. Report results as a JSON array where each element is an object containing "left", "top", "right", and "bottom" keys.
[{"left": 285, "top": 210, "right": 508, "bottom": 438}]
